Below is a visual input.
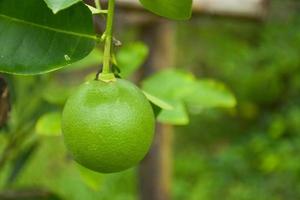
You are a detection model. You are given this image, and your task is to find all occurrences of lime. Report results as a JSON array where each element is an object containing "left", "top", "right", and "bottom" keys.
[{"left": 62, "top": 79, "right": 155, "bottom": 173}]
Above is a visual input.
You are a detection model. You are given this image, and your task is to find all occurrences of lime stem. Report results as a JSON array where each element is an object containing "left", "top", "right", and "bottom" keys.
[{"left": 102, "top": 0, "right": 115, "bottom": 75}]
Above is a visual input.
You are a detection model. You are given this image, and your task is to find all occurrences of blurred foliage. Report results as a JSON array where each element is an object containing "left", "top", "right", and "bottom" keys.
[
  {"left": 142, "top": 69, "right": 235, "bottom": 125},
  {"left": 1, "top": 0, "right": 300, "bottom": 199},
  {"left": 172, "top": 0, "right": 300, "bottom": 199}
]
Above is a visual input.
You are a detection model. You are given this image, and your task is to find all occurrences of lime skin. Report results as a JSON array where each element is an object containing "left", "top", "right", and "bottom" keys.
[{"left": 62, "top": 79, "right": 155, "bottom": 173}]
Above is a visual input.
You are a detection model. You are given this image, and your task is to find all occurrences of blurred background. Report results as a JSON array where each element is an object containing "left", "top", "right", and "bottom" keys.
[{"left": 1, "top": 0, "right": 300, "bottom": 199}]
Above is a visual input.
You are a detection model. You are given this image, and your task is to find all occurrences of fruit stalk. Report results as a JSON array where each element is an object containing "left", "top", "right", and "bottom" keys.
[{"left": 102, "top": 0, "right": 115, "bottom": 76}]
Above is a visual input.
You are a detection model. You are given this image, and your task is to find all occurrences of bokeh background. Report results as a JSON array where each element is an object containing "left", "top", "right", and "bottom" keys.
[{"left": 1, "top": 0, "right": 300, "bottom": 199}]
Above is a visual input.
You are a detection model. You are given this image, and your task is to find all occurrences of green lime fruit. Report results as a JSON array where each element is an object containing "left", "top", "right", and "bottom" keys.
[{"left": 62, "top": 79, "right": 155, "bottom": 173}]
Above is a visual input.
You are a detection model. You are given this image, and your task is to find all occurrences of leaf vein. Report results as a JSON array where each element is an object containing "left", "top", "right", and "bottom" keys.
[{"left": 0, "top": 14, "right": 97, "bottom": 40}]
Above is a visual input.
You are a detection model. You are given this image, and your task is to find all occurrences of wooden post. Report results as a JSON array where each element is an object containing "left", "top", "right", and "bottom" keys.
[
  {"left": 139, "top": 124, "right": 173, "bottom": 200},
  {"left": 138, "top": 21, "right": 175, "bottom": 200}
]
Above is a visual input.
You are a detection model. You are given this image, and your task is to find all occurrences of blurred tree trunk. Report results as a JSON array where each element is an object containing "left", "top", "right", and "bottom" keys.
[{"left": 138, "top": 21, "right": 175, "bottom": 200}]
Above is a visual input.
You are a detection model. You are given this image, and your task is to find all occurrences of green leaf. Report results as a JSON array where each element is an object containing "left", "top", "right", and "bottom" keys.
[
  {"left": 139, "top": 0, "right": 193, "bottom": 20},
  {"left": 143, "top": 91, "right": 173, "bottom": 118},
  {"left": 184, "top": 80, "right": 237, "bottom": 114},
  {"left": 35, "top": 112, "right": 62, "bottom": 136},
  {"left": 158, "top": 100, "right": 189, "bottom": 125},
  {"left": 142, "top": 70, "right": 194, "bottom": 125},
  {"left": 142, "top": 69, "right": 236, "bottom": 125},
  {"left": 44, "top": 0, "right": 81, "bottom": 13},
  {"left": 142, "top": 69, "right": 196, "bottom": 101},
  {"left": 117, "top": 42, "right": 149, "bottom": 78},
  {"left": 0, "top": 0, "right": 96, "bottom": 75},
  {"left": 143, "top": 91, "right": 173, "bottom": 110}
]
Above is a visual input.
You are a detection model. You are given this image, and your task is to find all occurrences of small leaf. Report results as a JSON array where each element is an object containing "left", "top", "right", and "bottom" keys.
[
  {"left": 142, "top": 70, "right": 194, "bottom": 125},
  {"left": 184, "top": 80, "right": 237, "bottom": 114},
  {"left": 139, "top": 0, "right": 193, "bottom": 20},
  {"left": 142, "top": 69, "right": 236, "bottom": 124},
  {"left": 44, "top": 0, "right": 81, "bottom": 14},
  {"left": 143, "top": 91, "right": 173, "bottom": 110},
  {"left": 158, "top": 100, "right": 189, "bottom": 125},
  {"left": 36, "top": 112, "right": 62, "bottom": 136},
  {"left": 142, "top": 69, "right": 195, "bottom": 100}
]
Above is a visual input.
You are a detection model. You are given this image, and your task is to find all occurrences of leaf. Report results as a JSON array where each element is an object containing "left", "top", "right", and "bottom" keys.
[
  {"left": 44, "top": 0, "right": 81, "bottom": 13},
  {"left": 117, "top": 42, "right": 149, "bottom": 78},
  {"left": 143, "top": 91, "right": 173, "bottom": 110},
  {"left": 143, "top": 91, "right": 174, "bottom": 118},
  {"left": 139, "top": 0, "right": 193, "bottom": 20},
  {"left": 142, "top": 70, "right": 194, "bottom": 125},
  {"left": 142, "top": 69, "right": 195, "bottom": 101},
  {"left": 158, "top": 100, "right": 189, "bottom": 125},
  {"left": 35, "top": 112, "right": 62, "bottom": 136},
  {"left": 0, "top": 0, "right": 96, "bottom": 75},
  {"left": 142, "top": 69, "right": 236, "bottom": 125},
  {"left": 184, "top": 80, "right": 237, "bottom": 114}
]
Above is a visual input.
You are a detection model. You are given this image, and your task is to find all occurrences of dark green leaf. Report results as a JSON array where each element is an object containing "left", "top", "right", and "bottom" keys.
[{"left": 0, "top": 0, "right": 96, "bottom": 74}]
